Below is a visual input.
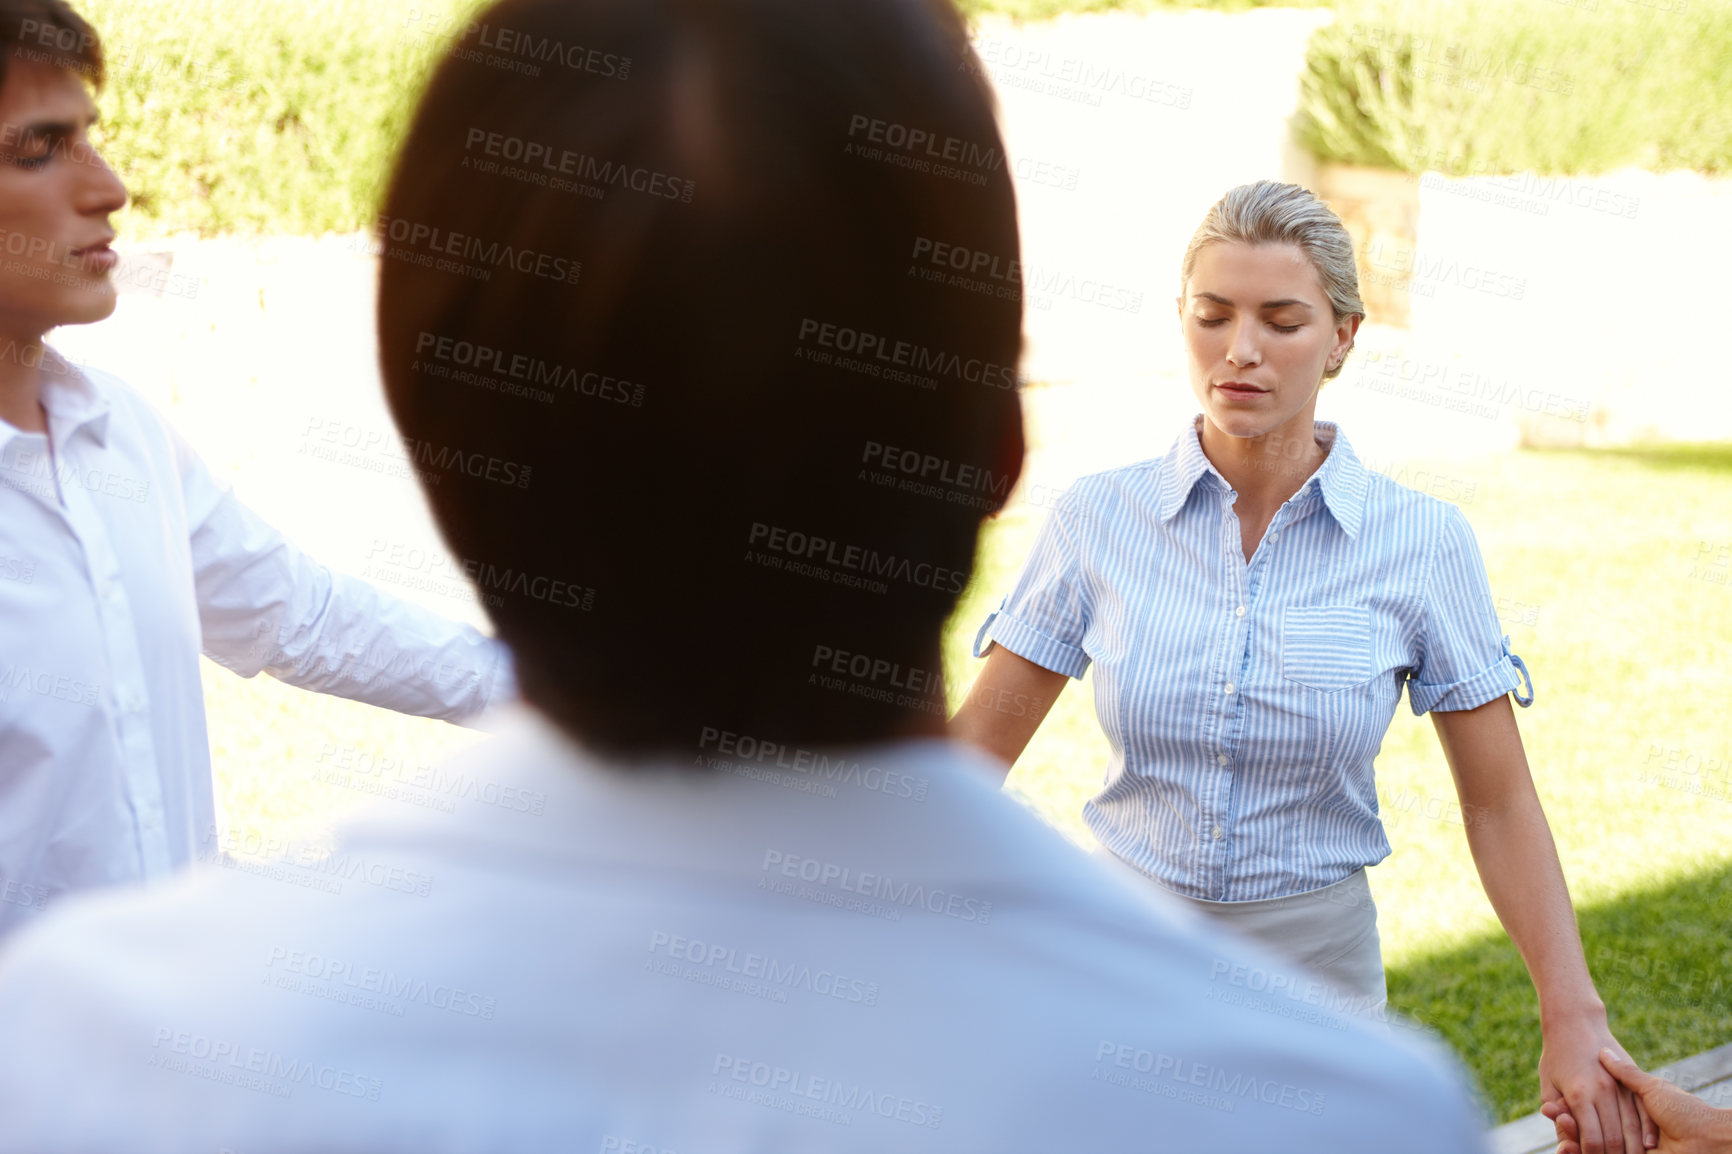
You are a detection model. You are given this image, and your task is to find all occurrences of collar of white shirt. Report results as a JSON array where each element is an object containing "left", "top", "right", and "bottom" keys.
[
  {"left": 1153, "top": 415, "right": 1368, "bottom": 539},
  {"left": 0, "top": 345, "right": 112, "bottom": 451}
]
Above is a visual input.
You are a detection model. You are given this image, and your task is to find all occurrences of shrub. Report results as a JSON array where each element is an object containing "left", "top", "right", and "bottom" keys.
[
  {"left": 80, "top": 0, "right": 487, "bottom": 239},
  {"left": 1297, "top": 0, "right": 1732, "bottom": 177}
]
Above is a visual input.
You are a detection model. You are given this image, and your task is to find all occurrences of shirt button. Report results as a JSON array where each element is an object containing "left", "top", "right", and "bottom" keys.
[
  {"left": 1211, "top": 825, "right": 1225, "bottom": 840},
  {"left": 1234, "top": 605, "right": 1246, "bottom": 618},
  {"left": 1216, "top": 753, "right": 1229, "bottom": 766},
  {"left": 1223, "top": 683, "right": 1235, "bottom": 695}
]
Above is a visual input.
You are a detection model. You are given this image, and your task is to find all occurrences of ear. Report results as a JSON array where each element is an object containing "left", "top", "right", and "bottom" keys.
[{"left": 1335, "top": 312, "right": 1362, "bottom": 360}]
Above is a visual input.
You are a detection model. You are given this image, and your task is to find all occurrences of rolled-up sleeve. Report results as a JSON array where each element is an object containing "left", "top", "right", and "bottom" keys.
[
  {"left": 175, "top": 431, "right": 514, "bottom": 725},
  {"left": 973, "top": 494, "right": 1092, "bottom": 679},
  {"left": 1407, "top": 506, "right": 1535, "bottom": 715}
]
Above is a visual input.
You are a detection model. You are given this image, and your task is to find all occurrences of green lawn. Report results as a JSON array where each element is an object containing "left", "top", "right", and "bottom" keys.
[
  {"left": 204, "top": 439, "right": 1732, "bottom": 1125},
  {"left": 942, "top": 440, "right": 1732, "bottom": 1122}
]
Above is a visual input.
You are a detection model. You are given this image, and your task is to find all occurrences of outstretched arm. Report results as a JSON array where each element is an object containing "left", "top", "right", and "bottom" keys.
[
  {"left": 948, "top": 646, "right": 1067, "bottom": 780},
  {"left": 175, "top": 432, "right": 513, "bottom": 725},
  {"left": 1432, "top": 695, "right": 1652, "bottom": 1154}
]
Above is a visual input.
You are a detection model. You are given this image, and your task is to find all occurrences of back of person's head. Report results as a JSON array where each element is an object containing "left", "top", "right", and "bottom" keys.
[
  {"left": 379, "top": 0, "right": 1024, "bottom": 761},
  {"left": 0, "top": 0, "right": 101, "bottom": 92}
]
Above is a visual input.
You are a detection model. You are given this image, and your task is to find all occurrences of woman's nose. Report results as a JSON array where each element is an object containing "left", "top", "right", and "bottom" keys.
[{"left": 1226, "top": 320, "right": 1260, "bottom": 367}]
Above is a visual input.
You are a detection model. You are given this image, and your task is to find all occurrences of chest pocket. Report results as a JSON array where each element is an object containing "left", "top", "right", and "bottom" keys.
[{"left": 1280, "top": 604, "right": 1374, "bottom": 692}]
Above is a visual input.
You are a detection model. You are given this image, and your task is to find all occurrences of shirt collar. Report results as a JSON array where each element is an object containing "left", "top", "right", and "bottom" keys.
[
  {"left": 32, "top": 346, "right": 112, "bottom": 449},
  {"left": 1155, "top": 415, "right": 1367, "bottom": 540}
]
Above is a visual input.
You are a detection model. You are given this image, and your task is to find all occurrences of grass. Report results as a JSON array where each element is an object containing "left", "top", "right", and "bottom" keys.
[
  {"left": 1297, "top": 0, "right": 1732, "bottom": 177},
  {"left": 939, "top": 439, "right": 1732, "bottom": 1121},
  {"left": 201, "top": 436, "right": 1732, "bottom": 1123}
]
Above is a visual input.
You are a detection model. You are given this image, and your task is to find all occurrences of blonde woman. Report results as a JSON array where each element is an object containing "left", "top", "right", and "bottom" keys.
[{"left": 953, "top": 181, "right": 1654, "bottom": 1154}]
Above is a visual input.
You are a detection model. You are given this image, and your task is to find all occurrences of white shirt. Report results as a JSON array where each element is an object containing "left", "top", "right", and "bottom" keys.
[
  {"left": 0, "top": 706, "right": 1489, "bottom": 1153},
  {"left": 0, "top": 350, "right": 512, "bottom": 937}
]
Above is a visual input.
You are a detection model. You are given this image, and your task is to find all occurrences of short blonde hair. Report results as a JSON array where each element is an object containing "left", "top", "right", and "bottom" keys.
[{"left": 1181, "top": 180, "right": 1363, "bottom": 381}]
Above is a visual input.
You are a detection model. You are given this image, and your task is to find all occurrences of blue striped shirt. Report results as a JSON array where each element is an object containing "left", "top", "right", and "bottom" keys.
[{"left": 974, "top": 418, "right": 1534, "bottom": 902}]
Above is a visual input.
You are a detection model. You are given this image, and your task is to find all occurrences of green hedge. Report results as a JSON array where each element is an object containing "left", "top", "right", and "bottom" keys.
[
  {"left": 77, "top": 0, "right": 1732, "bottom": 239},
  {"left": 83, "top": 0, "right": 486, "bottom": 239},
  {"left": 957, "top": 0, "right": 1320, "bottom": 20},
  {"left": 1297, "top": 0, "right": 1732, "bottom": 177}
]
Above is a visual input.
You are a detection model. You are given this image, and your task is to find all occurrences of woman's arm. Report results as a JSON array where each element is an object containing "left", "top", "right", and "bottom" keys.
[
  {"left": 949, "top": 647, "right": 1069, "bottom": 780},
  {"left": 1432, "top": 695, "right": 1653, "bottom": 1154}
]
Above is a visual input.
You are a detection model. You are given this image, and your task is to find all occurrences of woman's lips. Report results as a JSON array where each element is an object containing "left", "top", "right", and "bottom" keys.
[{"left": 1214, "top": 383, "right": 1265, "bottom": 399}]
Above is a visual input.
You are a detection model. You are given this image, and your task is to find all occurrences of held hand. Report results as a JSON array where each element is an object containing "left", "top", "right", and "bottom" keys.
[
  {"left": 1548, "top": 1052, "right": 1732, "bottom": 1154},
  {"left": 1539, "top": 1013, "right": 1654, "bottom": 1154}
]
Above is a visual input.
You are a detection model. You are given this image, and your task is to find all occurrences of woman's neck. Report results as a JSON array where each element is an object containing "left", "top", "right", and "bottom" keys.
[{"left": 1197, "top": 411, "right": 1328, "bottom": 517}]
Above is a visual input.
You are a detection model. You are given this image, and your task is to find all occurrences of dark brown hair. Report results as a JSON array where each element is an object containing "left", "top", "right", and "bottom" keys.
[
  {"left": 379, "top": 0, "right": 1024, "bottom": 761},
  {"left": 0, "top": 1, "right": 103, "bottom": 92}
]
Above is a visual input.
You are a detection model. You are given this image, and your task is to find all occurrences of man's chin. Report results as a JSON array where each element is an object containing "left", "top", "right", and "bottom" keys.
[{"left": 55, "top": 284, "right": 120, "bottom": 327}]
